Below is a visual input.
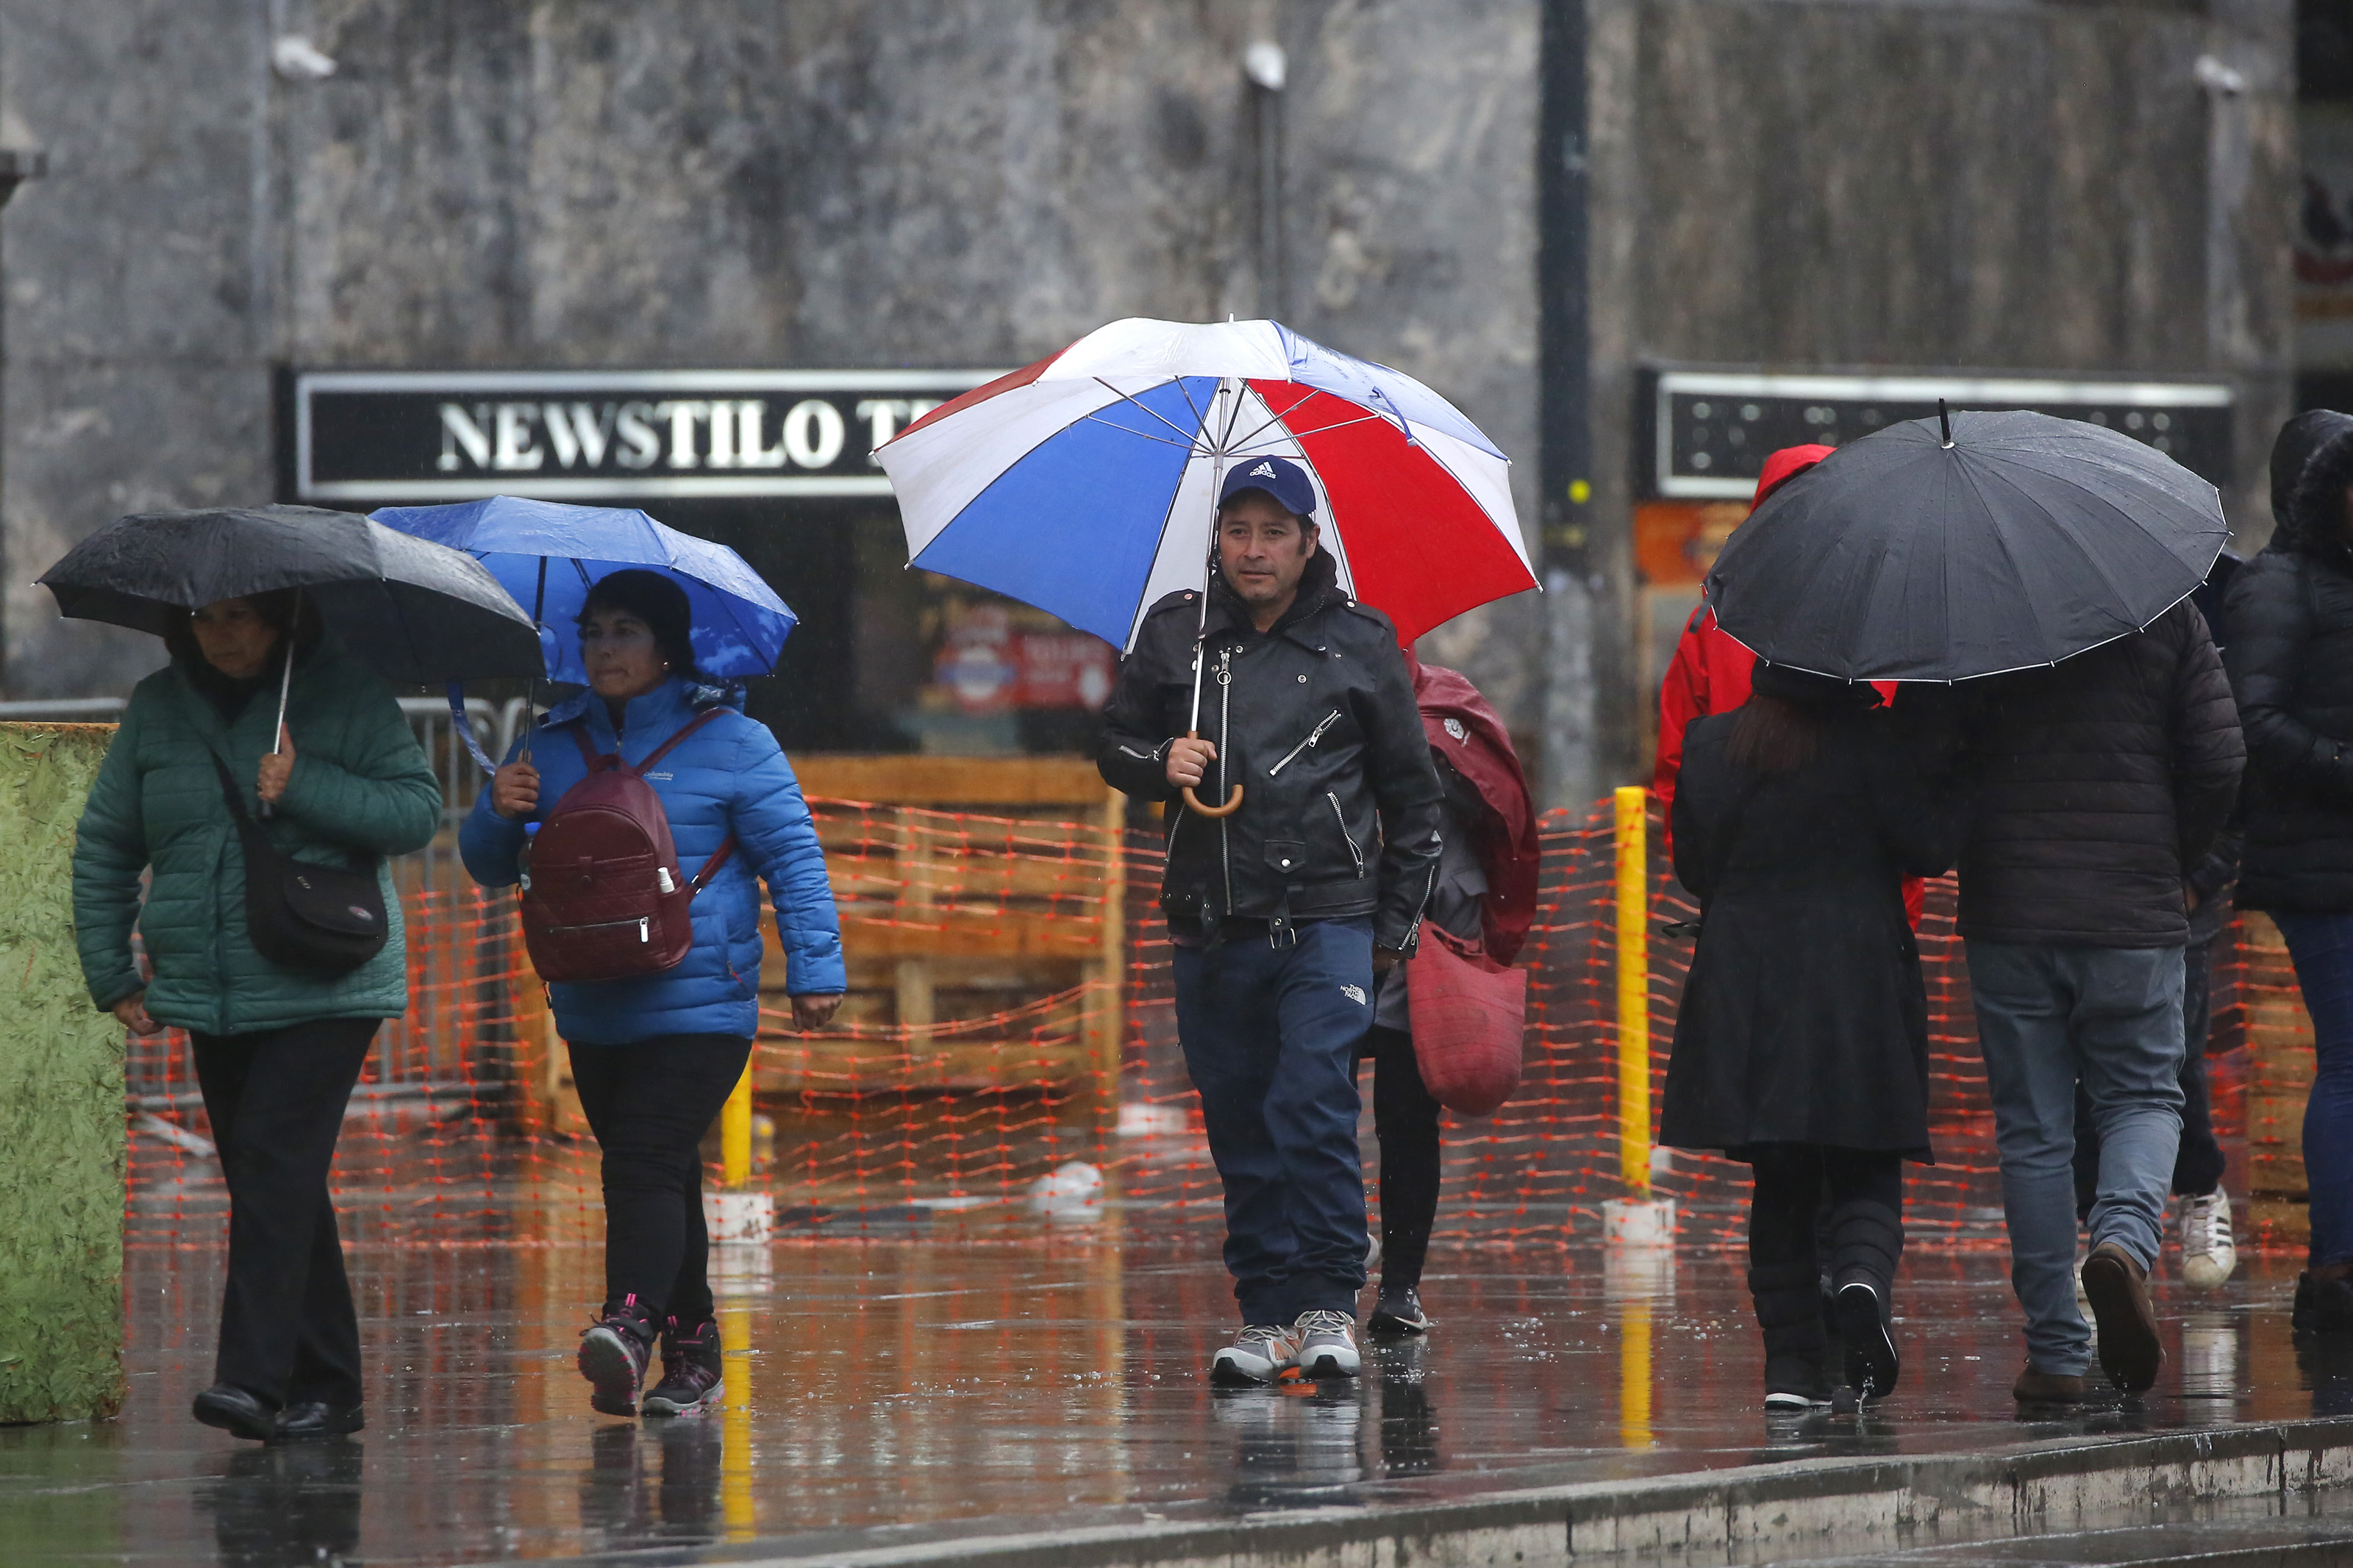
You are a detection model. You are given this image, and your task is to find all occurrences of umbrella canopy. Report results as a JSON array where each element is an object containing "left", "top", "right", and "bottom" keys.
[
  {"left": 38, "top": 504, "right": 543, "bottom": 684},
  {"left": 1704, "top": 409, "right": 2229, "bottom": 682},
  {"left": 369, "top": 496, "right": 795, "bottom": 683},
  {"left": 876, "top": 317, "right": 1535, "bottom": 650}
]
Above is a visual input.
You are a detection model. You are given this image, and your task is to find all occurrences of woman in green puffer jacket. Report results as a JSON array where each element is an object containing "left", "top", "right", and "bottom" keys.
[{"left": 72, "top": 592, "right": 440, "bottom": 1445}]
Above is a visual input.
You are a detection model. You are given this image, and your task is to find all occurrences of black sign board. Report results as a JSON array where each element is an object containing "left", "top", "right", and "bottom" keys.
[
  {"left": 283, "top": 368, "right": 1001, "bottom": 505},
  {"left": 1639, "top": 368, "right": 2235, "bottom": 499}
]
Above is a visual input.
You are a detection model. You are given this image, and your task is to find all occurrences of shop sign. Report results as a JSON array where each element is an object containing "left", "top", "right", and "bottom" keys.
[
  {"left": 285, "top": 368, "right": 1001, "bottom": 504},
  {"left": 1641, "top": 368, "right": 2235, "bottom": 500}
]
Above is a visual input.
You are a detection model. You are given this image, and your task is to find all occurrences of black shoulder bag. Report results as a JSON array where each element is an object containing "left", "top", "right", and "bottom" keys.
[{"left": 210, "top": 755, "right": 388, "bottom": 976}]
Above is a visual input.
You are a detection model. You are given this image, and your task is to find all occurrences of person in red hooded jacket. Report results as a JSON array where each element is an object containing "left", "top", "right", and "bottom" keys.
[
  {"left": 1654, "top": 445, "right": 1923, "bottom": 926},
  {"left": 1361, "top": 654, "right": 1540, "bottom": 1338}
]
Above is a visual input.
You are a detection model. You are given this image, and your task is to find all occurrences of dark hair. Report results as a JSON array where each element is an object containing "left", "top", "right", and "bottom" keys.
[
  {"left": 579, "top": 569, "right": 699, "bottom": 679},
  {"left": 163, "top": 589, "right": 324, "bottom": 670},
  {"left": 1726, "top": 692, "right": 1825, "bottom": 774}
]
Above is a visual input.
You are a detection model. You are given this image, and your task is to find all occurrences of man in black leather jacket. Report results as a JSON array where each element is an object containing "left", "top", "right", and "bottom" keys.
[{"left": 1099, "top": 456, "right": 1443, "bottom": 1385}]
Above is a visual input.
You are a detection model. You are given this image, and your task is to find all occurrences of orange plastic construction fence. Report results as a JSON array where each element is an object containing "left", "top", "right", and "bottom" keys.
[{"left": 121, "top": 795, "right": 2262, "bottom": 1250}]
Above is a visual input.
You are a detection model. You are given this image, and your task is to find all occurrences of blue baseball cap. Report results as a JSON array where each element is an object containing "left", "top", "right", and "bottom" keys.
[{"left": 1218, "top": 456, "right": 1318, "bottom": 521}]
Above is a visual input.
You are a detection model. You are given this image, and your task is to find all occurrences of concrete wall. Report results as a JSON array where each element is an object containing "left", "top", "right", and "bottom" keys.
[{"left": 0, "top": 0, "right": 1543, "bottom": 723}]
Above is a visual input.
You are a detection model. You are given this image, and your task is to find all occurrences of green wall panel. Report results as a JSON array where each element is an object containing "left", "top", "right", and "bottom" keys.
[{"left": 0, "top": 724, "right": 124, "bottom": 1423}]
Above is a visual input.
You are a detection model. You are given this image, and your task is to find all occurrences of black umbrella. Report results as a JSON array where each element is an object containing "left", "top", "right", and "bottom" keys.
[
  {"left": 1704, "top": 409, "right": 2229, "bottom": 682},
  {"left": 38, "top": 505, "right": 543, "bottom": 684}
]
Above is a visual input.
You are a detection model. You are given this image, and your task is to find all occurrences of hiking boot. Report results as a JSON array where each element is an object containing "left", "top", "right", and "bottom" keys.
[
  {"left": 2179, "top": 1191, "right": 2238, "bottom": 1289},
  {"left": 1293, "top": 1310, "right": 1362, "bottom": 1380},
  {"left": 1833, "top": 1279, "right": 1901, "bottom": 1403},
  {"left": 578, "top": 1297, "right": 657, "bottom": 1416},
  {"left": 2294, "top": 1270, "right": 2353, "bottom": 1334},
  {"left": 1367, "top": 1285, "right": 1432, "bottom": 1339},
  {"left": 1211, "top": 1323, "right": 1299, "bottom": 1385},
  {"left": 2013, "top": 1366, "right": 2088, "bottom": 1405},
  {"left": 2082, "top": 1242, "right": 2163, "bottom": 1392},
  {"left": 641, "top": 1316, "right": 725, "bottom": 1417}
]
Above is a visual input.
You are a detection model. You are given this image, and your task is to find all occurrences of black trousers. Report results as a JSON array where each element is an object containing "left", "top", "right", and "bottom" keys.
[
  {"left": 568, "top": 1034, "right": 752, "bottom": 1326},
  {"left": 1361, "top": 1024, "right": 1442, "bottom": 1289},
  {"left": 190, "top": 1016, "right": 379, "bottom": 1410},
  {"left": 1746, "top": 1145, "right": 1904, "bottom": 1297},
  {"left": 2072, "top": 934, "right": 2224, "bottom": 1214}
]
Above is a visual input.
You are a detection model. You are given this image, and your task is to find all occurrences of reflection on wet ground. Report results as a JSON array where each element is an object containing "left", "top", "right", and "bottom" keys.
[{"left": 1, "top": 1232, "right": 2338, "bottom": 1565}]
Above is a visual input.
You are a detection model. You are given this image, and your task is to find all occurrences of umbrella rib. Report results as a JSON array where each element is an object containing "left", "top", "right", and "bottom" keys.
[
  {"left": 1231, "top": 412, "right": 1395, "bottom": 448},
  {"left": 1221, "top": 387, "right": 1321, "bottom": 455},
  {"left": 1092, "top": 378, "right": 1211, "bottom": 448},
  {"left": 1076, "top": 413, "right": 1209, "bottom": 452},
  {"left": 1171, "top": 375, "right": 1214, "bottom": 445}
]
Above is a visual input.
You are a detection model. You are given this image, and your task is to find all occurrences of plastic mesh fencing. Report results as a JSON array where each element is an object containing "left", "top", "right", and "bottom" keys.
[{"left": 122, "top": 795, "right": 2263, "bottom": 1250}]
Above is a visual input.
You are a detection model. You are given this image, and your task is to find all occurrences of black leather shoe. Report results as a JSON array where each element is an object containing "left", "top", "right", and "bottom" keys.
[
  {"left": 271, "top": 1400, "right": 364, "bottom": 1442},
  {"left": 191, "top": 1383, "right": 277, "bottom": 1442}
]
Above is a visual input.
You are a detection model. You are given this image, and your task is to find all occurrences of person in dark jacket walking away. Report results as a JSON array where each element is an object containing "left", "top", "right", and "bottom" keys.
[
  {"left": 1663, "top": 666, "right": 1964, "bottom": 1411},
  {"left": 2225, "top": 408, "right": 2353, "bottom": 1334},
  {"left": 1361, "top": 656, "right": 1539, "bottom": 1339},
  {"left": 74, "top": 593, "right": 442, "bottom": 1442},
  {"left": 1957, "top": 597, "right": 2243, "bottom": 1401},
  {"left": 463, "top": 570, "right": 846, "bottom": 1418},
  {"left": 2071, "top": 557, "right": 2246, "bottom": 1292},
  {"left": 1099, "top": 457, "right": 1443, "bottom": 1384}
]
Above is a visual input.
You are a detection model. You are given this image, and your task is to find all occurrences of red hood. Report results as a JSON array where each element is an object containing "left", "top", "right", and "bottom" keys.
[
  {"left": 1404, "top": 655, "right": 1540, "bottom": 964},
  {"left": 1752, "top": 443, "right": 1835, "bottom": 509}
]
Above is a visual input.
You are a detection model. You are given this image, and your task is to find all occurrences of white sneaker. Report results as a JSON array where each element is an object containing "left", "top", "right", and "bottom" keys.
[
  {"left": 1211, "top": 1323, "right": 1299, "bottom": 1384},
  {"left": 2180, "top": 1190, "right": 2238, "bottom": 1288},
  {"left": 1293, "top": 1309, "right": 1362, "bottom": 1379}
]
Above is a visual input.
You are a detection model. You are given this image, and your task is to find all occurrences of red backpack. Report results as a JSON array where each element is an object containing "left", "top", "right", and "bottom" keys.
[{"left": 518, "top": 709, "right": 735, "bottom": 984}]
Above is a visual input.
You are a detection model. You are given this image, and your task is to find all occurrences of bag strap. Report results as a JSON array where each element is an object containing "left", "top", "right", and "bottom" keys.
[
  {"left": 687, "top": 836, "right": 736, "bottom": 895},
  {"left": 629, "top": 706, "right": 730, "bottom": 778},
  {"left": 209, "top": 753, "right": 256, "bottom": 826},
  {"left": 569, "top": 720, "right": 603, "bottom": 772}
]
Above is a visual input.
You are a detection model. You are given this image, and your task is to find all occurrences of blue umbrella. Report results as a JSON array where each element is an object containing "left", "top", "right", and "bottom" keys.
[{"left": 371, "top": 495, "right": 795, "bottom": 767}]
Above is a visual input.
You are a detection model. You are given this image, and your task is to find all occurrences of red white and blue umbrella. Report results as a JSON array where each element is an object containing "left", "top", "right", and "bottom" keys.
[{"left": 876, "top": 318, "right": 1535, "bottom": 653}]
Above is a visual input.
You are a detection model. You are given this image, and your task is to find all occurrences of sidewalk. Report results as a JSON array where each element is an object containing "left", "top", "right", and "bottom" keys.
[{"left": 4, "top": 1230, "right": 2346, "bottom": 1565}]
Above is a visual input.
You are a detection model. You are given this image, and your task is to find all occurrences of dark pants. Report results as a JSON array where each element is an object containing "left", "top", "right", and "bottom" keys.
[
  {"left": 2275, "top": 914, "right": 2353, "bottom": 1270},
  {"left": 1173, "top": 917, "right": 1374, "bottom": 1322},
  {"left": 1744, "top": 1145, "right": 1903, "bottom": 1377},
  {"left": 190, "top": 1017, "right": 379, "bottom": 1410},
  {"left": 1361, "top": 1024, "right": 1440, "bottom": 1289},
  {"left": 2073, "top": 936, "right": 2225, "bottom": 1214},
  {"left": 568, "top": 1034, "right": 751, "bottom": 1325}
]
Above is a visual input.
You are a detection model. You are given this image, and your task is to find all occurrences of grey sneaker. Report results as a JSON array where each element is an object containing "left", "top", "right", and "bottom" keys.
[
  {"left": 1211, "top": 1323, "right": 1299, "bottom": 1385},
  {"left": 1293, "top": 1310, "right": 1361, "bottom": 1379}
]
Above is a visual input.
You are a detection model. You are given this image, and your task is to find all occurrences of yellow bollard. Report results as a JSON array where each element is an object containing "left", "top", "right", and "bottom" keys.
[
  {"left": 1614, "top": 786, "right": 1652, "bottom": 1195},
  {"left": 721, "top": 1062, "right": 754, "bottom": 1189}
]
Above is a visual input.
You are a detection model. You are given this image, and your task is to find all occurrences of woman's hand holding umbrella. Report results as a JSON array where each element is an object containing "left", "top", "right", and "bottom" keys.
[
  {"left": 256, "top": 723, "right": 296, "bottom": 806},
  {"left": 490, "top": 759, "right": 540, "bottom": 821}
]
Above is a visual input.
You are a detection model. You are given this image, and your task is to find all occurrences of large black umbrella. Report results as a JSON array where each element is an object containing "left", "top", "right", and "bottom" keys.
[
  {"left": 1704, "top": 409, "right": 2229, "bottom": 682},
  {"left": 38, "top": 504, "right": 543, "bottom": 684}
]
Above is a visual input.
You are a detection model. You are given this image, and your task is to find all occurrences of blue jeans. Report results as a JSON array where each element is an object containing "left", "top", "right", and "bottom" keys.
[
  {"left": 1966, "top": 942, "right": 2184, "bottom": 1375},
  {"left": 1173, "top": 917, "right": 1374, "bottom": 1322},
  {"left": 2274, "top": 913, "right": 2353, "bottom": 1270}
]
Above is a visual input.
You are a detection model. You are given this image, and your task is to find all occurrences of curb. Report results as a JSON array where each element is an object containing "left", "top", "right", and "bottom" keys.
[{"left": 653, "top": 1417, "right": 2353, "bottom": 1567}]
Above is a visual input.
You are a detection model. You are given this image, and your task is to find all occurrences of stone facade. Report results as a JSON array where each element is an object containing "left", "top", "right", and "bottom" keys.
[{"left": 0, "top": 1, "right": 2299, "bottom": 801}]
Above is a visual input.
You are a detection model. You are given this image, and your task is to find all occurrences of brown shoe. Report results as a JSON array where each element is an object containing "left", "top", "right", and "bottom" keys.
[
  {"left": 2081, "top": 1240, "right": 2163, "bottom": 1392},
  {"left": 2012, "top": 1366, "right": 2088, "bottom": 1403}
]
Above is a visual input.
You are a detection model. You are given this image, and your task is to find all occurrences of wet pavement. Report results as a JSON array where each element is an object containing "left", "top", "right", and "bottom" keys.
[{"left": 6, "top": 1228, "right": 2349, "bottom": 1566}]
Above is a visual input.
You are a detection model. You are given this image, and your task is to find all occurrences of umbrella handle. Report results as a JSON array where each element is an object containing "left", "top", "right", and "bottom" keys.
[{"left": 1179, "top": 731, "right": 1243, "bottom": 818}]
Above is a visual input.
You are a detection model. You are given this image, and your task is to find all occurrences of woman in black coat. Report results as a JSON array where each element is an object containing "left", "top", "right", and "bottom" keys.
[
  {"left": 1664, "top": 664, "right": 1964, "bottom": 1411},
  {"left": 2226, "top": 408, "right": 2353, "bottom": 1334}
]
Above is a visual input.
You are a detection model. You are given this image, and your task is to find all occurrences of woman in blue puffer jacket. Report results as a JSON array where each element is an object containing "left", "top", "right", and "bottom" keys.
[{"left": 461, "top": 569, "right": 843, "bottom": 1419}]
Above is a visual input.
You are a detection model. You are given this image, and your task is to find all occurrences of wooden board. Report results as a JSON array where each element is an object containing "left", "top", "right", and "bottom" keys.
[{"left": 796, "top": 754, "right": 1111, "bottom": 806}]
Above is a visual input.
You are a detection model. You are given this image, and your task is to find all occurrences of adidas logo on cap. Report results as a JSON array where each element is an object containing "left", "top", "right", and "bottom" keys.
[{"left": 1249, "top": 461, "right": 1276, "bottom": 477}]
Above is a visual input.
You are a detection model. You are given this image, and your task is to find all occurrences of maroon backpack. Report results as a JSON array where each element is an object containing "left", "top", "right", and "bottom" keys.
[{"left": 518, "top": 709, "right": 735, "bottom": 984}]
